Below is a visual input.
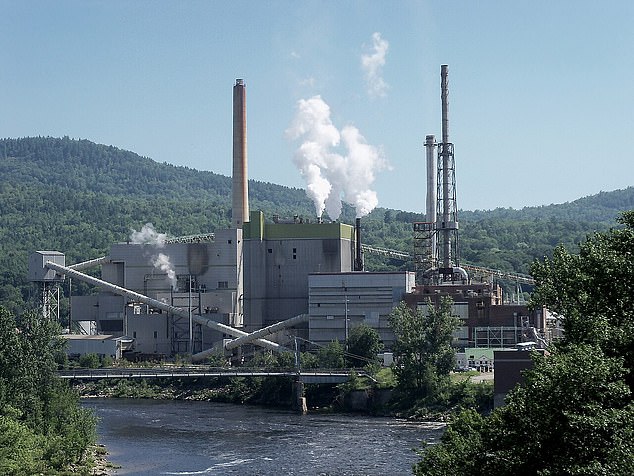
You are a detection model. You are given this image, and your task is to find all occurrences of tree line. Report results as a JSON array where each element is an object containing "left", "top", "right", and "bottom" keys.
[{"left": 0, "top": 136, "right": 632, "bottom": 315}]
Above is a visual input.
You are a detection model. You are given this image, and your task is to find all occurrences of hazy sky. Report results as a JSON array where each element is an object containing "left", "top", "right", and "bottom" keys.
[{"left": 2, "top": 1, "right": 633, "bottom": 213}]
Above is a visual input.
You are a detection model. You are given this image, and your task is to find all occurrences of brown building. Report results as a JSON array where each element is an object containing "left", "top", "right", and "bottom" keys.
[{"left": 404, "top": 281, "right": 547, "bottom": 350}]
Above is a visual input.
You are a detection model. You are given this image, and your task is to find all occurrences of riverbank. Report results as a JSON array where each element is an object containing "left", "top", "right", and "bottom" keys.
[{"left": 72, "top": 367, "right": 493, "bottom": 416}]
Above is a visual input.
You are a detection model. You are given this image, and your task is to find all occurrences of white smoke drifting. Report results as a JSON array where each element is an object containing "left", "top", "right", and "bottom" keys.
[
  {"left": 152, "top": 253, "right": 177, "bottom": 289},
  {"left": 286, "top": 96, "right": 387, "bottom": 220},
  {"left": 130, "top": 223, "right": 167, "bottom": 247},
  {"left": 361, "top": 32, "right": 389, "bottom": 98},
  {"left": 130, "top": 223, "right": 177, "bottom": 289}
]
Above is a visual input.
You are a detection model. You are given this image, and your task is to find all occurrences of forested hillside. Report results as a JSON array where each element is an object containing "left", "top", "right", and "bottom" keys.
[{"left": 1, "top": 136, "right": 632, "bottom": 314}]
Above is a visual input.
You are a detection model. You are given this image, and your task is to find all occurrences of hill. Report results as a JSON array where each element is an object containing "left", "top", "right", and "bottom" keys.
[{"left": 1, "top": 136, "right": 632, "bottom": 314}]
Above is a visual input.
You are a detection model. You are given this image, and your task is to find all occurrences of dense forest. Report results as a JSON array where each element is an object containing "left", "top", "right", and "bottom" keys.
[{"left": 1, "top": 136, "right": 632, "bottom": 314}]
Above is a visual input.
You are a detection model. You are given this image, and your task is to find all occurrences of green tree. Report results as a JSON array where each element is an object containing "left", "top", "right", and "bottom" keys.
[
  {"left": 415, "top": 211, "right": 634, "bottom": 475},
  {"left": 345, "top": 324, "right": 383, "bottom": 367},
  {"left": 388, "top": 297, "right": 459, "bottom": 401},
  {"left": 316, "top": 340, "right": 345, "bottom": 369},
  {"left": 415, "top": 345, "right": 634, "bottom": 476},
  {"left": 79, "top": 352, "right": 101, "bottom": 369},
  {"left": 530, "top": 210, "right": 634, "bottom": 388},
  {"left": 0, "top": 307, "right": 97, "bottom": 472}
]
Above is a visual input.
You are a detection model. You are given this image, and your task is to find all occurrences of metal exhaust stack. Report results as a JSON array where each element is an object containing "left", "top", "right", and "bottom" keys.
[
  {"left": 425, "top": 134, "right": 437, "bottom": 266},
  {"left": 232, "top": 79, "right": 249, "bottom": 228},
  {"left": 438, "top": 65, "right": 460, "bottom": 274},
  {"left": 354, "top": 218, "right": 363, "bottom": 271}
]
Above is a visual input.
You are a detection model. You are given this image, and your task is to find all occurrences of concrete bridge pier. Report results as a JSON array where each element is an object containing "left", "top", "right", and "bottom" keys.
[{"left": 293, "top": 378, "right": 307, "bottom": 414}]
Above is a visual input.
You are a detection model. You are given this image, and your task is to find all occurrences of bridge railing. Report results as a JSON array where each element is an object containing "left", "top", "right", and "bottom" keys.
[{"left": 57, "top": 367, "right": 374, "bottom": 382}]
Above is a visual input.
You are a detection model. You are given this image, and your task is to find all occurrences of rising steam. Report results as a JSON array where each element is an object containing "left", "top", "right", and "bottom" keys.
[
  {"left": 152, "top": 253, "right": 177, "bottom": 289},
  {"left": 130, "top": 223, "right": 167, "bottom": 247},
  {"left": 286, "top": 96, "right": 387, "bottom": 220},
  {"left": 361, "top": 32, "right": 389, "bottom": 98},
  {"left": 130, "top": 223, "right": 177, "bottom": 289}
]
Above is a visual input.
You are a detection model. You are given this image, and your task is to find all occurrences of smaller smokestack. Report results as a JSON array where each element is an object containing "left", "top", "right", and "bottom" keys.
[
  {"left": 441, "top": 65, "right": 449, "bottom": 145},
  {"left": 354, "top": 218, "right": 363, "bottom": 271},
  {"left": 425, "top": 134, "right": 437, "bottom": 267}
]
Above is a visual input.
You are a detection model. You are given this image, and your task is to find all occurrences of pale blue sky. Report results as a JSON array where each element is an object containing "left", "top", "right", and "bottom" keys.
[{"left": 2, "top": 1, "right": 633, "bottom": 213}]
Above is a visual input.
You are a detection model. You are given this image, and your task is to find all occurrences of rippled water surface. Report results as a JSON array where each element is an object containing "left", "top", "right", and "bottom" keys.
[{"left": 85, "top": 398, "right": 445, "bottom": 475}]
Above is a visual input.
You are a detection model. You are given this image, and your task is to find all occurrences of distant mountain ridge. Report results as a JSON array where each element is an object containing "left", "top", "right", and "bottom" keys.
[
  {"left": 2, "top": 136, "right": 631, "bottom": 219},
  {"left": 0, "top": 136, "right": 632, "bottom": 314}
]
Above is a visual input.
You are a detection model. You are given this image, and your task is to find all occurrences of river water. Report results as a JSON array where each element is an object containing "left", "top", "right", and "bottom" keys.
[{"left": 84, "top": 398, "right": 445, "bottom": 476}]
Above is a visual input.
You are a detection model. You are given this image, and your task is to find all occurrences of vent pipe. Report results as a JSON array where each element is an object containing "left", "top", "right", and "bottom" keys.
[
  {"left": 232, "top": 79, "right": 249, "bottom": 228},
  {"left": 441, "top": 65, "right": 449, "bottom": 145},
  {"left": 425, "top": 134, "right": 437, "bottom": 266},
  {"left": 354, "top": 218, "right": 363, "bottom": 271}
]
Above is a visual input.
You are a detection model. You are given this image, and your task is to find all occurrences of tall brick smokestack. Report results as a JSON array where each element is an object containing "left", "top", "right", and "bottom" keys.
[{"left": 232, "top": 79, "right": 249, "bottom": 228}]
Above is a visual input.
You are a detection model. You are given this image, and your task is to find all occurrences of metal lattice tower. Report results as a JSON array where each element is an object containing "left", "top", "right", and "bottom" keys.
[
  {"left": 41, "top": 281, "right": 61, "bottom": 321},
  {"left": 437, "top": 64, "right": 460, "bottom": 272}
]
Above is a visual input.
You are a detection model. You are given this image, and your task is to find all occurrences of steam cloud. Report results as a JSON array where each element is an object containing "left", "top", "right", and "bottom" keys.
[
  {"left": 130, "top": 223, "right": 167, "bottom": 247},
  {"left": 361, "top": 32, "right": 389, "bottom": 98},
  {"left": 286, "top": 96, "right": 387, "bottom": 220},
  {"left": 152, "top": 253, "right": 177, "bottom": 289},
  {"left": 130, "top": 223, "right": 177, "bottom": 289}
]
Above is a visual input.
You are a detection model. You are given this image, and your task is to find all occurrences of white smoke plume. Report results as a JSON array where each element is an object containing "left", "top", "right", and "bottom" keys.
[
  {"left": 152, "top": 253, "right": 177, "bottom": 290},
  {"left": 361, "top": 32, "right": 389, "bottom": 98},
  {"left": 286, "top": 96, "right": 387, "bottom": 220},
  {"left": 130, "top": 223, "right": 167, "bottom": 247},
  {"left": 130, "top": 223, "right": 177, "bottom": 289}
]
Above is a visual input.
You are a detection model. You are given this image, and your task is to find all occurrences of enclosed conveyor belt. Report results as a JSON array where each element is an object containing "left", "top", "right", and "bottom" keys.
[
  {"left": 68, "top": 256, "right": 109, "bottom": 271},
  {"left": 224, "top": 314, "right": 309, "bottom": 350},
  {"left": 44, "top": 260, "right": 284, "bottom": 353}
]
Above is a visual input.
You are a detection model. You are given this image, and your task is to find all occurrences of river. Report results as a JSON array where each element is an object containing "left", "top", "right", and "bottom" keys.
[{"left": 84, "top": 398, "right": 445, "bottom": 475}]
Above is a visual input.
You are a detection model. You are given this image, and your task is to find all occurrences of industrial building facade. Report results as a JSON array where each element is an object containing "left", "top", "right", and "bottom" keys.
[
  {"left": 29, "top": 70, "right": 551, "bottom": 362},
  {"left": 243, "top": 210, "right": 356, "bottom": 332},
  {"left": 70, "top": 228, "right": 243, "bottom": 355}
]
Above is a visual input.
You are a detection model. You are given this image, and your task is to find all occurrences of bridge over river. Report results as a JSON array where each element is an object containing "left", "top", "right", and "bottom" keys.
[{"left": 58, "top": 367, "right": 375, "bottom": 385}]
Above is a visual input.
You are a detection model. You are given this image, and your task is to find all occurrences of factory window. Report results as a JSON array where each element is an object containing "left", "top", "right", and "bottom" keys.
[
  {"left": 228, "top": 239, "right": 232, "bottom": 244},
  {"left": 153, "top": 331, "right": 158, "bottom": 339},
  {"left": 133, "top": 331, "right": 137, "bottom": 339},
  {"left": 268, "top": 248, "right": 273, "bottom": 253},
  {"left": 293, "top": 248, "right": 297, "bottom": 253},
  {"left": 218, "top": 281, "right": 228, "bottom": 289}
]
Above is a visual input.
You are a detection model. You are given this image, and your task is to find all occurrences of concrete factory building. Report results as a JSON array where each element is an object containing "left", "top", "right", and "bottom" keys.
[
  {"left": 70, "top": 228, "right": 243, "bottom": 355},
  {"left": 308, "top": 271, "right": 416, "bottom": 348},
  {"left": 243, "top": 210, "right": 357, "bottom": 332},
  {"left": 28, "top": 68, "right": 552, "bottom": 362}
]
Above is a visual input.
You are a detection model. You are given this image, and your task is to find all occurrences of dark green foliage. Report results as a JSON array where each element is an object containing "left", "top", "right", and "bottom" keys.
[
  {"left": 415, "top": 346, "right": 634, "bottom": 476},
  {"left": 389, "top": 298, "right": 460, "bottom": 403},
  {"left": 78, "top": 352, "right": 101, "bottom": 369},
  {"left": 0, "top": 407, "right": 45, "bottom": 475},
  {"left": 0, "top": 307, "right": 97, "bottom": 472},
  {"left": 415, "top": 212, "right": 634, "bottom": 476},
  {"left": 1, "top": 136, "right": 632, "bottom": 315},
  {"left": 316, "top": 340, "right": 346, "bottom": 368},
  {"left": 530, "top": 210, "right": 634, "bottom": 388},
  {"left": 345, "top": 324, "right": 383, "bottom": 367}
]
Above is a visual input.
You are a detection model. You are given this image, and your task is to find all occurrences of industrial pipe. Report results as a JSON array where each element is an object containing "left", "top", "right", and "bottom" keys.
[
  {"left": 43, "top": 260, "right": 283, "bottom": 353},
  {"left": 224, "top": 314, "right": 309, "bottom": 350},
  {"left": 68, "top": 256, "right": 109, "bottom": 271}
]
